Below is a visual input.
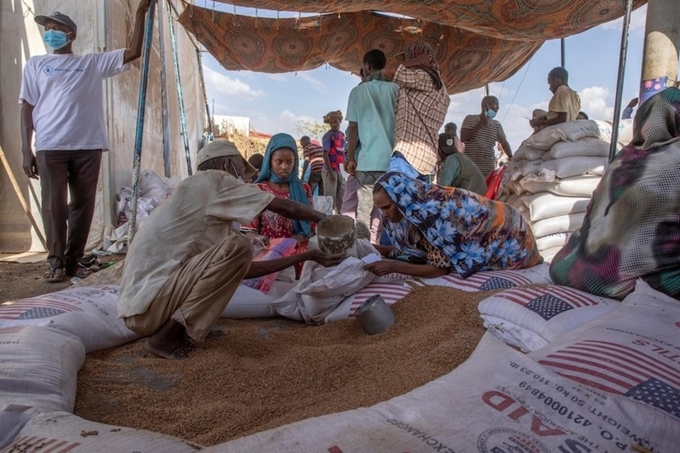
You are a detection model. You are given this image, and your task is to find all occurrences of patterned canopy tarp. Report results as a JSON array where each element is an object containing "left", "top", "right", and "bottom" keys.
[{"left": 178, "top": 0, "right": 646, "bottom": 95}]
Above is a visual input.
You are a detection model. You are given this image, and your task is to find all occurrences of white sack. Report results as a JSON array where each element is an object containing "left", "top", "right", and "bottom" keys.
[
  {"left": 220, "top": 281, "right": 296, "bottom": 319},
  {"left": 505, "top": 158, "right": 527, "bottom": 181},
  {"left": 529, "top": 279, "right": 680, "bottom": 422},
  {"left": 540, "top": 246, "right": 564, "bottom": 263},
  {"left": 272, "top": 257, "right": 375, "bottom": 324},
  {"left": 547, "top": 138, "right": 610, "bottom": 159},
  {"left": 535, "top": 232, "right": 571, "bottom": 251},
  {"left": 0, "top": 285, "right": 139, "bottom": 353},
  {"left": 312, "top": 195, "right": 334, "bottom": 216},
  {"left": 523, "top": 120, "right": 612, "bottom": 150},
  {"left": 520, "top": 159, "right": 544, "bottom": 177},
  {"left": 520, "top": 174, "right": 601, "bottom": 197},
  {"left": 539, "top": 156, "right": 608, "bottom": 179},
  {"left": 479, "top": 284, "right": 619, "bottom": 352},
  {"left": 417, "top": 263, "right": 552, "bottom": 291},
  {"left": 523, "top": 192, "right": 590, "bottom": 222},
  {"left": 4, "top": 411, "right": 201, "bottom": 453},
  {"left": 203, "top": 333, "right": 677, "bottom": 453},
  {"left": 513, "top": 144, "right": 546, "bottom": 161},
  {"left": 617, "top": 118, "right": 634, "bottom": 147},
  {"left": 0, "top": 325, "right": 84, "bottom": 442},
  {"left": 324, "top": 278, "right": 413, "bottom": 323},
  {"left": 531, "top": 212, "right": 585, "bottom": 238}
]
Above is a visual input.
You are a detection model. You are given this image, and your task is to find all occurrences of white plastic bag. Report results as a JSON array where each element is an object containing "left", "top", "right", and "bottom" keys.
[{"left": 272, "top": 257, "right": 376, "bottom": 324}]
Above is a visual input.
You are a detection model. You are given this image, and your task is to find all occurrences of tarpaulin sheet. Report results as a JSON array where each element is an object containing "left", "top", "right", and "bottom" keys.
[{"left": 178, "top": 0, "right": 645, "bottom": 94}]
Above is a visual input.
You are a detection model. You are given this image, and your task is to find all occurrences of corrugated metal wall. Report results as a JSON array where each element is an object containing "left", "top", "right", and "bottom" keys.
[{"left": 0, "top": 0, "right": 205, "bottom": 252}]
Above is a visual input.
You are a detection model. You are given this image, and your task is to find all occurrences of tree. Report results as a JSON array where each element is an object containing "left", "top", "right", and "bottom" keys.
[{"left": 296, "top": 119, "right": 329, "bottom": 141}]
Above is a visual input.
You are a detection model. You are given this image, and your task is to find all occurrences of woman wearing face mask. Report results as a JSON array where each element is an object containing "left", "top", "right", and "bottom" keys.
[
  {"left": 244, "top": 133, "right": 314, "bottom": 250},
  {"left": 460, "top": 95, "right": 513, "bottom": 179}
]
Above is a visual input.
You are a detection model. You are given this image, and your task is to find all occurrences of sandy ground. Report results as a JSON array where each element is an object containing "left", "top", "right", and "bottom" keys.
[{"left": 0, "top": 255, "right": 125, "bottom": 302}]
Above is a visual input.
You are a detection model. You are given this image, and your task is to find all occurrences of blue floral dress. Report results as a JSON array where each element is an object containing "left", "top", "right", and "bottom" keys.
[{"left": 378, "top": 172, "right": 541, "bottom": 278}]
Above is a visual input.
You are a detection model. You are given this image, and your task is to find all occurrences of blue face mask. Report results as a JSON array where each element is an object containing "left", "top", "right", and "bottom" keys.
[
  {"left": 43, "top": 30, "right": 70, "bottom": 50},
  {"left": 485, "top": 109, "right": 497, "bottom": 119}
]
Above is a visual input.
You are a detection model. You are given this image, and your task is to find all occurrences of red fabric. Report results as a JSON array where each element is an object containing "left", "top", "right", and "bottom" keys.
[{"left": 484, "top": 165, "right": 506, "bottom": 201}]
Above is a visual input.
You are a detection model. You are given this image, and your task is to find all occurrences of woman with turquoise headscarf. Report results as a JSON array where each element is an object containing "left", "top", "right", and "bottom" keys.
[{"left": 244, "top": 133, "right": 314, "bottom": 248}]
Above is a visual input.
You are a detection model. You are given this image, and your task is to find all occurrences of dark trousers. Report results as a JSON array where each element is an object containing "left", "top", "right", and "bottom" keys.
[
  {"left": 308, "top": 171, "right": 323, "bottom": 195},
  {"left": 36, "top": 150, "right": 102, "bottom": 270}
]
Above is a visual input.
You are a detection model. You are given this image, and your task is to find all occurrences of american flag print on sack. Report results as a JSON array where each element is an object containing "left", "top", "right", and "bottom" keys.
[
  {"left": 496, "top": 285, "right": 599, "bottom": 321},
  {"left": 0, "top": 297, "right": 83, "bottom": 320},
  {"left": 439, "top": 270, "right": 533, "bottom": 291},
  {"left": 349, "top": 281, "right": 412, "bottom": 317},
  {"left": 1, "top": 436, "right": 81, "bottom": 452},
  {"left": 537, "top": 339, "right": 680, "bottom": 419}
]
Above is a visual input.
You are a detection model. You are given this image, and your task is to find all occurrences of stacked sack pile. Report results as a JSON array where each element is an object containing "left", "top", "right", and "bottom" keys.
[{"left": 501, "top": 119, "right": 634, "bottom": 261}]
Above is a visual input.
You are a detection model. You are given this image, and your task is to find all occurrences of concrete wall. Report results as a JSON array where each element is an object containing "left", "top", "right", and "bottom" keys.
[{"left": 0, "top": 0, "right": 205, "bottom": 252}]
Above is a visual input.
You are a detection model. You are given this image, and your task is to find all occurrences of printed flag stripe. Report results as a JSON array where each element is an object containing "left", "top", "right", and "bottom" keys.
[
  {"left": 537, "top": 359, "right": 635, "bottom": 392},
  {"left": 440, "top": 271, "right": 531, "bottom": 289},
  {"left": 581, "top": 340, "right": 680, "bottom": 382},
  {"left": 496, "top": 287, "right": 559, "bottom": 306},
  {"left": 1, "top": 437, "right": 81, "bottom": 453},
  {"left": 497, "top": 286, "right": 597, "bottom": 308},
  {"left": 553, "top": 372, "right": 622, "bottom": 395},
  {"left": 553, "top": 349, "right": 675, "bottom": 387},
  {"left": 564, "top": 345, "right": 680, "bottom": 387},
  {"left": 0, "top": 300, "right": 82, "bottom": 312},
  {"left": 543, "top": 353, "right": 644, "bottom": 386},
  {"left": 548, "top": 286, "right": 599, "bottom": 306}
]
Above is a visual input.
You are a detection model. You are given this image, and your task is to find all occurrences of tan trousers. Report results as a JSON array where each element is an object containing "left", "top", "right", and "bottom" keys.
[{"left": 124, "top": 234, "right": 253, "bottom": 343}]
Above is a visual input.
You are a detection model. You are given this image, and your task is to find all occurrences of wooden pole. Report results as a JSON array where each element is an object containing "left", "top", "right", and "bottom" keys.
[{"left": 0, "top": 145, "right": 47, "bottom": 249}]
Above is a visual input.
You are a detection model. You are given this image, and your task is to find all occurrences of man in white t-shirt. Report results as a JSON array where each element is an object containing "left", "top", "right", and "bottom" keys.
[
  {"left": 19, "top": 2, "right": 151, "bottom": 283},
  {"left": 118, "top": 141, "right": 344, "bottom": 359}
]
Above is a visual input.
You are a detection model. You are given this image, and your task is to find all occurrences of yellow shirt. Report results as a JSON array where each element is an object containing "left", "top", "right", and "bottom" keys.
[{"left": 547, "top": 85, "right": 581, "bottom": 122}]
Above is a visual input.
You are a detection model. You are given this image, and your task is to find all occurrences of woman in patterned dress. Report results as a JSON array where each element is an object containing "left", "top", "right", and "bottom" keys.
[
  {"left": 244, "top": 134, "right": 314, "bottom": 277},
  {"left": 366, "top": 172, "right": 541, "bottom": 278}
]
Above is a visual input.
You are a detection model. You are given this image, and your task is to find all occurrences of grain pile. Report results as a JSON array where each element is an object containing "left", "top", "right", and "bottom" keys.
[{"left": 75, "top": 285, "right": 494, "bottom": 446}]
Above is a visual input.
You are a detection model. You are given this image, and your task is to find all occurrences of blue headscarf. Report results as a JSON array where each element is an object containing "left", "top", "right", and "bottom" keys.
[{"left": 255, "top": 133, "right": 312, "bottom": 237}]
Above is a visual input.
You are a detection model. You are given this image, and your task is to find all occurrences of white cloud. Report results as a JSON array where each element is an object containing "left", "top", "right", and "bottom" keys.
[
  {"left": 297, "top": 72, "right": 328, "bottom": 93},
  {"left": 267, "top": 73, "right": 289, "bottom": 82},
  {"left": 203, "top": 66, "right": 265, "bottom": 105},
  {"left": 600, "top": 4, "right": 647, "bottom": 35},
  {"left": 578, "top": 86, "right": 615, "bottom": 121}
]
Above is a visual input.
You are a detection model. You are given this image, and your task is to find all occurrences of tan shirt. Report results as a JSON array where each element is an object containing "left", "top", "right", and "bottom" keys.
[
  {"left": 547, "top": 85, "right": 581, "bottom": 122},
  {"left": 117, "top": 171, "right": 274, "bottom": 318},
  {"left": 393, "top": 65, "right": 450, "bottom": 176}
]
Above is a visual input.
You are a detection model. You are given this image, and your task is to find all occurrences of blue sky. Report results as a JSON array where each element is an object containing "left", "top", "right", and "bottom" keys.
[{"left": 201, "top": 4, "right": 652, "bottom": 151}]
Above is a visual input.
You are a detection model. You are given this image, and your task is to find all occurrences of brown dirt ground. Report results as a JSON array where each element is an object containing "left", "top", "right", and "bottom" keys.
[{"left": 0, "top": 255, "right": 126, "bottom": 303}]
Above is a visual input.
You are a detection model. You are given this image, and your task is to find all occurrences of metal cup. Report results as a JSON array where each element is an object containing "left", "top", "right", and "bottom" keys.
[{"left": 355, "top": 294, "right": 395, "bottom": 335}]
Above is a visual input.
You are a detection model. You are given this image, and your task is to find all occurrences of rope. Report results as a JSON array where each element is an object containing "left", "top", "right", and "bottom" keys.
[{"left": 501, "top": 56, "right": 533, "bottom": 123}]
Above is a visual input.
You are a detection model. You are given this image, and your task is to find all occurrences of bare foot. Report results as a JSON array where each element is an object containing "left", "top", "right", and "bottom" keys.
[{"left": 145, "top": 337, "right": 196, "bottom": 360}]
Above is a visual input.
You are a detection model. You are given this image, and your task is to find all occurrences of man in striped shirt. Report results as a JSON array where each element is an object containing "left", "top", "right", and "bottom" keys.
[
  {"left": 461, "top": 96, "right": 513, "bottom": 179},
  {"left": 300, "top": 135, "right": 324, "bottom": 195}
]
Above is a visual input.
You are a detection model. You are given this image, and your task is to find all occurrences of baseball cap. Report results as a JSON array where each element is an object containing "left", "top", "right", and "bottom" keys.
[
  {"left": 196, "top": 140, "right": 256, "bottom": 180},
  {"left": 35, "top": 12, "right": 77, "bottom": 34},
  {"left": 438, "top": 133, "right": 457, "bottom": 156}
]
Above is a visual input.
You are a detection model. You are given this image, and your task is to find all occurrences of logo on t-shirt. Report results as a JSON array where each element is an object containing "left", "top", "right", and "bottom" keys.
[{"left": 44, "top": 66, "right": 54, "bottom": 76}]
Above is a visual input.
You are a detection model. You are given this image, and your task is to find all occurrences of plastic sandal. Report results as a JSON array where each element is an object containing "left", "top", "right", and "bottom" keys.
[{"left": 44, "top": 267, "right": 65, "bottom": 283}]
